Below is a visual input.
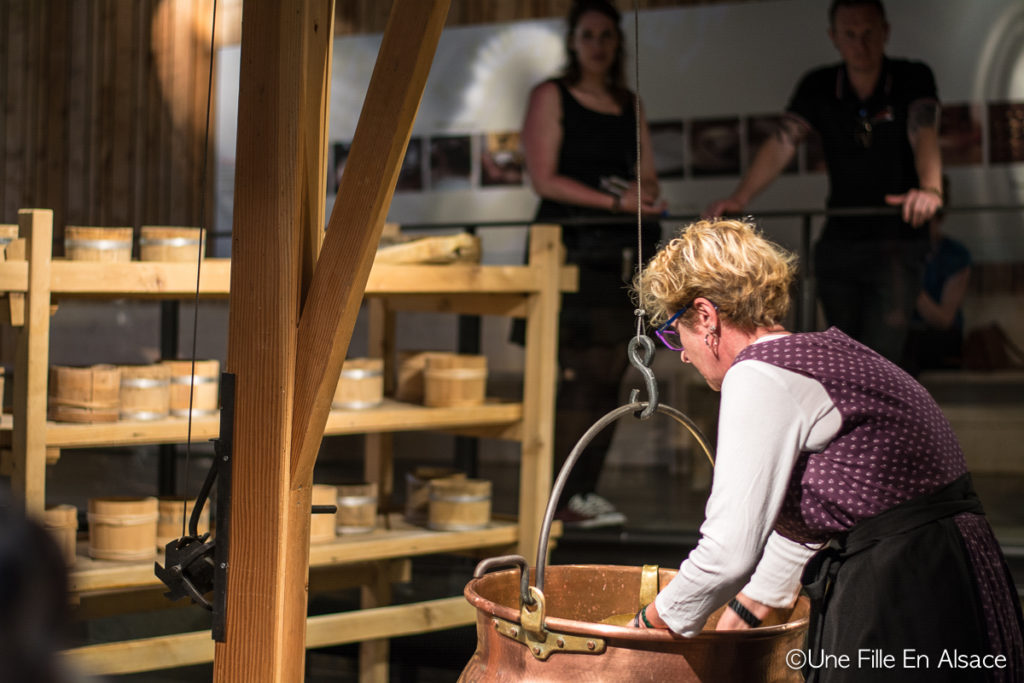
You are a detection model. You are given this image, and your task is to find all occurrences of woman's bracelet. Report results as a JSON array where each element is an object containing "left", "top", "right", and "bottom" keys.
[
  {"left": 639, "top": 603, "right": 655, "bottom": 628},
  {"left": 727, "top": 598, "right": 762, "bottom": 628},
  {"left": 920, "top": 186, "right": 944, "bottom": 201}
]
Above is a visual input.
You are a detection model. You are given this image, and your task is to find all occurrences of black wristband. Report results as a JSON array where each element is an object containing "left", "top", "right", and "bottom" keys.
[{"left": 727, "top": 598, "right": 762, "bottom": 628}]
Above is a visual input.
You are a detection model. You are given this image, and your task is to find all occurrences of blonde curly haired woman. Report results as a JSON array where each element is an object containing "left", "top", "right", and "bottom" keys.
[{"left": 630, "top": 219, "right": 1022, "bottom": 683}]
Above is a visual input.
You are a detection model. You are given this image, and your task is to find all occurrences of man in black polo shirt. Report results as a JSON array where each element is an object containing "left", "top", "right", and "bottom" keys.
[{"left": 704, "top": 0, "right": 943, "bottom": 365}]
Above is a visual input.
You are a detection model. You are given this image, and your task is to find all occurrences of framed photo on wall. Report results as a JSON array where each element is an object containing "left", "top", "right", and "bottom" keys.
[
  {"left": 479, "top": 131, "right": 524, "bottom": 187},
  {"left": 689, "top": 117, "right": 740, "bottom": 177}
]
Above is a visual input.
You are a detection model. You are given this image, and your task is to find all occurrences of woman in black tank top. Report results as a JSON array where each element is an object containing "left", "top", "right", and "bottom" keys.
[{"left": 519, "top": 0, "right": 665, "bottom": 527}]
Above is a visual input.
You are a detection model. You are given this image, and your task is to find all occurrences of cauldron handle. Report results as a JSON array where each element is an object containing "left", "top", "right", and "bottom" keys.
[
  {"left": 535, "top": 401, "right": 715, "bottom": 594},
  {"left": 473, "top": 554, "right": 535, "bottom": 607}
]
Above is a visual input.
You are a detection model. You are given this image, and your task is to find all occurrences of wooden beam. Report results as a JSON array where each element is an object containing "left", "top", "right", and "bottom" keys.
[
  {"left": 380, "top": 293, "right": 529, "bottom": 318},
  {"left": 280, "top": 2, "right": 336, "bottom": 677},
  {"left": 0, "top": 447, "right": 59, "bottom": 476},
  {"left": 364, "top": 298, "right": 396, "bottom": 508},
  {"left": 0, "top": 260, "right": 578, "bottom": 298},
  {"left": 299, "top": 0, "right": 334, "bottom": 301},
  {"left": 63, "top": 597, "right": 472, "bottom": 677},
  {"left": 213, "top": 0, "right": 307, "bottom": 680},
  {"left": 289, "top": 0, "right": 452, "bottom": 486},
  {"left": 307, "top": 596, "right": 473, "bottom": 647},
  {"left": 216, "top": 2, "right": 450, "bottom": 680},
  {"left": 11, "top": 209, "right": 52, "bottom": 517},
  {"left": 359, "top": 558, "right": 393, "bottom": 682},
  {"left": 517, "top": 225, "right": 562, "bottom": 557},
  {"left": 70, "top": 559, "right": 411, "bottom": 621}
]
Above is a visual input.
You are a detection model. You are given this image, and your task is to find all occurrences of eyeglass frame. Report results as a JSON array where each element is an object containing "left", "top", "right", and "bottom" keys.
[
  {"left": 655, "top": 305, "right": 690, "bottom": 351},
  {"left": 654, "top": 299, "right": 718, "bottom": 351}
]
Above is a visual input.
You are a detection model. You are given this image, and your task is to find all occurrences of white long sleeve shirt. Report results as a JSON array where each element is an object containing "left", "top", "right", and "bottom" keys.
[{"left": 654, "top": 343, "right": 844, "bottom": 636}]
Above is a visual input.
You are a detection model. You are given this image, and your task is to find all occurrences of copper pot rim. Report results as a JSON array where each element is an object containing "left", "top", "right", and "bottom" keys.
[{"left": 464, "top": 564, "right": 809, "bottom": 643}]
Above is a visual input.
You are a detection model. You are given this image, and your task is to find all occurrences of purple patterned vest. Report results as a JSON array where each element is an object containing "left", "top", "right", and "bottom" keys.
[{"left": 734, "top": 327, "right": 966, "bottom": 544}]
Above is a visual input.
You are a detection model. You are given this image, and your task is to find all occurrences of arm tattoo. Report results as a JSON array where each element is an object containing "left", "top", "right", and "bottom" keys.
[
  {"left": 908, "top": 99, "right": 940, "bottom": 134},
  {"left": 773, "top": 116, "right": 806, "bottom": 147}
]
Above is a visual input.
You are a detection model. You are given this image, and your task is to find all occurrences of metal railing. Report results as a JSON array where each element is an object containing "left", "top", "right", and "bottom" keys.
[{"left": 207, "top": 201, "right": 1024, "bottom": 331}]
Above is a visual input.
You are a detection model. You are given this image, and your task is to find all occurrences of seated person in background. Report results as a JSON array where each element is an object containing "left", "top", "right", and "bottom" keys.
[{"left": 904, "top": 182, "right": 971, "bottom": 376}]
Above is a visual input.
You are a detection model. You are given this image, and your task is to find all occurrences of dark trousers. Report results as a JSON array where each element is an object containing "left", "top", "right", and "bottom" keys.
[
  {"left": 552, "top": 255, "right": 639, "bottom": 505},
  {"left": 554, "top": 342, "right": 630, "bottom": 504},
  {"left": 815, "top": 238, "right": 926, "bottom": 366}
]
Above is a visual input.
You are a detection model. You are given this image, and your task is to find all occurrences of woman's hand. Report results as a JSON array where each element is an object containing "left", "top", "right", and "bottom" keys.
[
  {"left": 618, "top": 183, "right": 668, "bottom": 216},
  {"left": 632, "top": 602, "right": 670, "bottom": 629}
]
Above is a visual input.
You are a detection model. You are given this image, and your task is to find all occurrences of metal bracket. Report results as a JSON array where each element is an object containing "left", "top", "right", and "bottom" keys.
[
  {"left": 492, "top": 613, "right": 606, "bottom": 660},
  {"left": 211, "top": 371, "right": 234, "bottom": 642},
  {"left": 153, "top": 372, "right": 235, "bottom": 642},
  {"left": 471, "top": 554, "right": 604, "bottom": 659}
]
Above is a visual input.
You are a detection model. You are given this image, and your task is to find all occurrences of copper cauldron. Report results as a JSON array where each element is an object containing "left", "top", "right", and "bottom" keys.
[
  {"left": 461, "top": 557, "right": 809, "bottom": 682},
  {"left": 459, "top": 397, "right": 810, "bottom": 681}
]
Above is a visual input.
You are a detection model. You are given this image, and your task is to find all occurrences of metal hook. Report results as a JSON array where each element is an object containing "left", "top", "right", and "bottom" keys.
[{"left": 627, "top": 334, "right": 658, "bottom": 419}]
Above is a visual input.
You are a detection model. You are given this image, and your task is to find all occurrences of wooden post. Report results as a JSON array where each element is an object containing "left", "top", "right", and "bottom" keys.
[
  {"left": 213, "top": 0, "right": 307, "bottom": 678},
  {"left": 359, "top": 564, "right": 394, "bottom": 683},
  {"left": 290, "top": 0, "right": 451, "bottom": 487},
  {"left": 518, "top": 225, "right": 563, "bottom": 557},
  {"left": 215, "top": 1, "right": 449, "bottom": 680},
  {"left": 11, "top": 209, "right": 52, "bottom": 518},
  {"left": 361, "top": 299, "right": 395, "bottom": 683},
  {"left": 281, "top": 1, "right": 336, "bottom": 675},
  {"left": 364, "top": 298, "right": 396, "bottom": 505}
]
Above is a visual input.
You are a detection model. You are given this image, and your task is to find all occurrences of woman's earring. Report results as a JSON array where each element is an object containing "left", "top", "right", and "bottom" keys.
[{"left": 705, "top": 328, "right": 720, "bottom": 355}]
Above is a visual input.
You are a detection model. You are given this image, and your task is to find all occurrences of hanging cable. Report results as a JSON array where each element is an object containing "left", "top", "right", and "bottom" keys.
[
  {"left": 633, "top": 0, "right": 644, "bottom": 339},
  {"left": 181, "top": 0, "right": 218, "bottom": 540},
  {"left": 624, "top": 0, "right": 661, "bottom": 418}
]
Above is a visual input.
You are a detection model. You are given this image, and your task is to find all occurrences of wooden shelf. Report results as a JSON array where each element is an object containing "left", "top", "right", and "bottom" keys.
[
  {"left": 0, "top": 259, "right": 231, "bottom": 297},
  {"left": 68, "top": 513, "right": 518, "bottom": 596},
  {"left": 0, "top": 258, "right": 577, "bottom": 298},
  {"left": 65, "top": 596, "right": 476, "bottom": 677},
  {"left": 0, "top": 399, "right": 522, "bottom": 448},
  {"left": 5, "top": 217, "right": 566, "bottom": 679}
]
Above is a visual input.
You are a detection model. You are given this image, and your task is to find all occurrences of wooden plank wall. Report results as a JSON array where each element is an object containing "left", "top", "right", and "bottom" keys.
[
  {"left": 0, "top": 0, "right": 214, "bottom": 252},
  {"left": 217, "top": 0, "right": 768, "bottom": 43},
  {"left": 0, "top": 0, "right": 758, "bottom": 253}
]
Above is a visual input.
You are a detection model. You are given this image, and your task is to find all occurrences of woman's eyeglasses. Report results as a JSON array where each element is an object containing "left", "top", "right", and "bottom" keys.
[{"left": 655, "top": 307, "right": 688, "bottom": 351}]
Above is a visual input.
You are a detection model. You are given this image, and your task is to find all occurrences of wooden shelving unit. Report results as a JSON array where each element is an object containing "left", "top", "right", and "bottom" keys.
[
  {"left": 67, "top": 514, "right": 520, "bottom": 597},
  {"left": 1, "top": 212, "right": 573, "bottom": 678},
  {"left": 0, "top": 400, "right": 523, "bottom": 449}
]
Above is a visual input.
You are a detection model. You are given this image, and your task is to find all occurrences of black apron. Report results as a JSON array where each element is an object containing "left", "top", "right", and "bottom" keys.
[{"left": 801, "top": 474, "right": 994, "bottom": 682}]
